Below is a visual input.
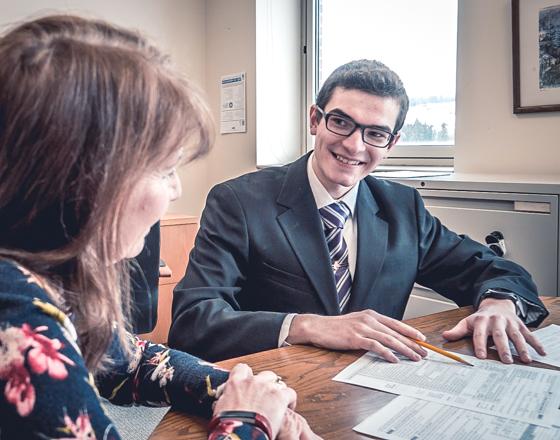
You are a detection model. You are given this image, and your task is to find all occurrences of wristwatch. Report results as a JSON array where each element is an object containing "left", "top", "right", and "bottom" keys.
[{"left": 481, "top": 288, "right": 527, "bottom": 320}]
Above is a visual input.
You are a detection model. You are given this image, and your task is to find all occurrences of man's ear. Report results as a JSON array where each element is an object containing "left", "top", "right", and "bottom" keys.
[{"left": 309, "top": 105, "right": 318, "bottom": 135}]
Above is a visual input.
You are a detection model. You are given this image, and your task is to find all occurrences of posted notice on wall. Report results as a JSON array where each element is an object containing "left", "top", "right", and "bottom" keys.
[{"left": 220, "top": 72, "right": 246, "bottom": 134}]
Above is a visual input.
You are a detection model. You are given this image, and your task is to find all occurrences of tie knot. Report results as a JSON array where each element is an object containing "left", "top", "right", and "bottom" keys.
[{"left": 319, "top": 202, "right": 351, "bottom": 230}]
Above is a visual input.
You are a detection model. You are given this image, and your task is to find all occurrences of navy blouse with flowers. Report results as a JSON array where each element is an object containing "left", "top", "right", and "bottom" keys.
[{"left": 0, "top": 260, "right": 266, "bottom": 440}]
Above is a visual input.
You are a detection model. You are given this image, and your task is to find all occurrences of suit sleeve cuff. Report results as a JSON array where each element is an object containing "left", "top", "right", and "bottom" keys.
[
  {"left": 278, "top": 314, "right": 297, "bottom": 347},
  {"left": 480, "top": 289, "right": 547, "bottom": 327}
]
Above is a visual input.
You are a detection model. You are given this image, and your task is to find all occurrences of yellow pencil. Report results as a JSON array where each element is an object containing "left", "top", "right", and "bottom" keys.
[{"left": 410, "top": 338, "right": 474, "bottom": 367}]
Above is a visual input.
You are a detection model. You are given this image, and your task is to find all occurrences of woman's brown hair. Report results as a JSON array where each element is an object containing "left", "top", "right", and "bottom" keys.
[{"left": 0, "top": 15, "right": 212, "bottom": 372}]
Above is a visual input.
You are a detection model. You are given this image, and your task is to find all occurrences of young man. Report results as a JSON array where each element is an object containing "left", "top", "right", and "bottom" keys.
[{"left": 169, "top": 60, "right": 548, "bottom": 363}]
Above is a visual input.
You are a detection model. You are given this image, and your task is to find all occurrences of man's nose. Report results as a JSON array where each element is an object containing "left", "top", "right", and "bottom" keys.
[{"left": 341, "top": 128, "right": 366, "bottom": 153}]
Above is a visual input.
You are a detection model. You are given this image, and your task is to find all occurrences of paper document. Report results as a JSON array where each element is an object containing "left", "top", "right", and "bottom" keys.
[
  {"left": 334, "top": 351, "right": 560, "bottom": 426},
  {"left": 354, "top": 396, "right": 560, "bottom": 440},
  {"left": 220, "top": 72, "right": 246, "bottom": 134},
  {"left": 492, "top": 324, "right": 560, "bottom": 368}
]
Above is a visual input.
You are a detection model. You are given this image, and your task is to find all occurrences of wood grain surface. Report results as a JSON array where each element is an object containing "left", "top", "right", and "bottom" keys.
[{"left": 149, "top": 297, "right": 560, "bottom": 439}]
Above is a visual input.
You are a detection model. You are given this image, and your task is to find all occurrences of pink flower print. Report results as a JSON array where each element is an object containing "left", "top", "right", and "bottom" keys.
[
  {"left": 150, "top": 363, "right": 175, "bottom": 388},
  {"left": 4, "top": 365, "right": 36, "bottom": 417},
  {"left": 1, "top": 324, "right": 75, "bottom": 417},
  {"left": 22, "top": 324, "right": 75, "bottom": 380},
  {"left": 147, "top": 350, "right": 175, "bottom": 387},
  {"left": 0, "top": 326, "right": 27, "bottom": 377},
  {"left": 146, "top": 350, "right": 169, "bottom": 366},
  {"left": 60, "top": 411, "right": 96, "bottom": 439},
  {"left": 134, "top": 337, "right": 148, "bottom": 351}
]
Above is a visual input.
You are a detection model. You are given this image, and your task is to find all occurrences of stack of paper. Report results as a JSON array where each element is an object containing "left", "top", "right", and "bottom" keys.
[
  {"left": 495, "top": 324, "right": 560, "bottom": 368},
  {"left": 333, "top": 325, "right": 560, "bottom": 440},
  {"left": 354, "top": 397, "right": 559, "bottom": 440}
]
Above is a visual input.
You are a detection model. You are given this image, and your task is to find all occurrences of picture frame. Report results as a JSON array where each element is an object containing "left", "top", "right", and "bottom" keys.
[{"left": 512, "top": 0, "right": 560, "bottom": 113}]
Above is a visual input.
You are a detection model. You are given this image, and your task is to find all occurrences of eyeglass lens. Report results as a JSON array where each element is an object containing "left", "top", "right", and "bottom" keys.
[{"left": 326, "top": 113, "right": 391, "bottom": 147}]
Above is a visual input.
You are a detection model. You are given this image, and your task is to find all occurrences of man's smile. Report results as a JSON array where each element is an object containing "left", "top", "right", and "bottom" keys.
[{"left": 332, "top": 152, "right": 365, "bottom": 166}]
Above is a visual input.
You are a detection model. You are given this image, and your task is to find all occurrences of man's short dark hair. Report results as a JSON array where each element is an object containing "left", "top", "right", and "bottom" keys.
[{"left": 315, "top": 59, "right": 409, "bottom": 133}]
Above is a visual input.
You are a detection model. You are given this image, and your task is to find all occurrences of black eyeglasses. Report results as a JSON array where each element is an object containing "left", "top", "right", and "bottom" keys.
[{"left": 315, "top": 106, "right": 395, "bottom": 148}]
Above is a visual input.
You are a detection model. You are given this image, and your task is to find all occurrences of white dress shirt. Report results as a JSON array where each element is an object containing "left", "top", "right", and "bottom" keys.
[{"left": 277, "top": 153, "right": 360, "bottom": 346}]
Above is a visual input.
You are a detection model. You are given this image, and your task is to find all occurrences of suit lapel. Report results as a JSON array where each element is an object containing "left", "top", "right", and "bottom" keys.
[
  {"left": 348, "top": 181, "right": 388, "bottom": 311},
  {"left": 276, "top": 155, "right": 340, "bottom": 315}
]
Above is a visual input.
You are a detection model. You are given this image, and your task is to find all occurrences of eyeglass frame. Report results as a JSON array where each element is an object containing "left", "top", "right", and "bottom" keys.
[{"left": 314, "top": 106, "right": 396, "bottom": 149}]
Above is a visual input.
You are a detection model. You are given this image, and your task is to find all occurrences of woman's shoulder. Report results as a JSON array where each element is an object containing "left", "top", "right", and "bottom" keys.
[
  {"left": 0, "top": 259, "right": 119, "bottom": 438},
  {"left": 0, "top": 259, "right": 59, "bottom": 303},
  {"left": 0, "top": 258, "right": 79, "bottom": 349}
]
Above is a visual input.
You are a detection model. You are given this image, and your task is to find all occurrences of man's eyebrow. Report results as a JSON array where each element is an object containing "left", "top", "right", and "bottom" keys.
[{"left": 328, "top": 108, "right": 393, "bottom": 133}]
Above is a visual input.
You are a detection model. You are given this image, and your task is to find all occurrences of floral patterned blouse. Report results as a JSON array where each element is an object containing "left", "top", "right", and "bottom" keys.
[{"left": 0, "top": 260, "right": 267, "bottom": 440}]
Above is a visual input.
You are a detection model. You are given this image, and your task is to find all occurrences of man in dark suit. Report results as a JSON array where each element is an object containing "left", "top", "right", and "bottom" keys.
[{"left": 169, "top": 60, "right": 548, "bottom": 363}]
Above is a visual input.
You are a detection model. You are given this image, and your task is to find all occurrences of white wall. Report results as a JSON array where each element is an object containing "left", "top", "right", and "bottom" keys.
[
  {"left": 0, "top": 0, "right": 209, "bottom": 215},
  {"left": 455, "top": 0, "right": 560, "bottom": 175},
  {"left": 4, "top": 0, "right": 558, "bottom": 216},
  {"left": 204, "top": 0, "right": 257, "bottom": 192},
  {"left": 201, "top": 0, "right": 560, "bottom": 200}
]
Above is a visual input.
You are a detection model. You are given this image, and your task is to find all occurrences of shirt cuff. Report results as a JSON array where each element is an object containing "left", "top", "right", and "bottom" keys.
[{"left": 278, "top": 314, "right": 297, "bottom": 347}]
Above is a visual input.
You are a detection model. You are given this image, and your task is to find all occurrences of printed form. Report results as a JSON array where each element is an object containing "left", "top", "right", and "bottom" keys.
[
  {"left": 334, "top": 351, "right": 560, "bottom": 427},
  {"left": 354, "top": 396, "right": 560, "bottom": 440},
  {"left": 493, "top": 324, "right": 560, "bottom": 368}
]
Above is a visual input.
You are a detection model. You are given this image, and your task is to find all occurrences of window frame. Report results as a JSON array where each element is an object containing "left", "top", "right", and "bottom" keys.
[{"left": 303, "top": 0, "right": 456, "bottom": 168}]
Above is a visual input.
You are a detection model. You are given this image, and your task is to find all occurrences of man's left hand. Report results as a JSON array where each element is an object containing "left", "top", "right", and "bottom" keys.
[{"left": 442, "top": 298, "right": 546, "bottom": 364}]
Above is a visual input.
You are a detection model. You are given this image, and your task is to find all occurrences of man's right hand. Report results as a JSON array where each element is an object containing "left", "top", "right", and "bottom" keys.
[{"left": 286, "top": 310, "right": 428, "bottom": 363}]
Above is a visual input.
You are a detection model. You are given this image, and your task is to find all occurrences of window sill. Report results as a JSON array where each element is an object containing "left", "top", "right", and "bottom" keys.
[{"left": 372, "top": 165, "right": 453, "bottom": 179}]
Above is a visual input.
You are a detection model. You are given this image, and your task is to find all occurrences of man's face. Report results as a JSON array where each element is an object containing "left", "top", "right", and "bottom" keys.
[{"left": 310, "top": 87, "right": 401, "bottom": 199}]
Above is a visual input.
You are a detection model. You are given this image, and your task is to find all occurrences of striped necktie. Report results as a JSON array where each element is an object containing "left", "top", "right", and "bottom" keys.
[{"left": 319, "top": 202, "right": 352, "bottom": 311}]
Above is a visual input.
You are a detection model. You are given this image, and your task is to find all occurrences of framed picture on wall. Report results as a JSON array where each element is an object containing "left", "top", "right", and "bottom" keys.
[{"left": 512, "top": 0, "right": 560, "bottom": 113}]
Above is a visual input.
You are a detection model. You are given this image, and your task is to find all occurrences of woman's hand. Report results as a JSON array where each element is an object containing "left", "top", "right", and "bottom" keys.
[
  {"left": 277, "top": 408, "right": 323, "bottom": 440},
  {"left": 213, "top": 363, "right": 297, "bottom": 438}
]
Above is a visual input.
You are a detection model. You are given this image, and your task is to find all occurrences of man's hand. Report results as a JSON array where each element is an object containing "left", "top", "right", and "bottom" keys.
[
  {"left": 442, "top": 297, "right": 546, "bottom": 364},
  {"left": 286, "top": 310, "right": 428, "bottom": 363}
]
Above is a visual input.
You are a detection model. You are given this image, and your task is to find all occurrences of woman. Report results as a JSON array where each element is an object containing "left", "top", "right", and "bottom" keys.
[{"left": 0, "top": 15, "right": 317, "bottom": 439}]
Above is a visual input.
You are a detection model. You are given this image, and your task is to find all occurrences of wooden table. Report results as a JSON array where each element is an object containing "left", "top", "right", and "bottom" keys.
[{"left": 150, "top": 297, "right": 560, "bottom": 439}]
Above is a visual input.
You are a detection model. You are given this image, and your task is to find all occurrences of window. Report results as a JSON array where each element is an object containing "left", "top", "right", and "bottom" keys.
[{"left": 308, "top": 0, "right": 458, "bottom": 167}]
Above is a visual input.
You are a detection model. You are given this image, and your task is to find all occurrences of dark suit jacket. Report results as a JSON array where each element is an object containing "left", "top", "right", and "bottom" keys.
[
  {"left": 130, "top": 222, "right": 160, "bottom": 334},
  {"left": 169, "top": 153, "right": 547, "bottom": 361}
]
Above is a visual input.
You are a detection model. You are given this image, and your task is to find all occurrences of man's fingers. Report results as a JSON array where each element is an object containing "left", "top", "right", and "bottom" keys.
[
  {"left": 507, "top": 327, "right": 531, "bottom": 363},
  {"left": 379, "top": 327, "right": 428, "bottom": 357},
  {"left": 442, "top": 318, "right": 470, "bottom": 342},
  {"left": 491, "top": 317, "right": 513, "bottom": 364},
  {"left": 470, "top": 316, "right": 489, "bottom": 359},
  {"left": 361, "top": 337, "right": 400, "bottom": 363},
  {"left": 376, "top": 314, "right": 426, "bottom": 341},
  {"left": 362, "top": 316, "right": 428, "bottom": 357},
  {"left": 520, "top": 326, "right": 547, "bottom": 356},
  {"left": 367, "top": 330, "right": 424, "bottom": 361}
]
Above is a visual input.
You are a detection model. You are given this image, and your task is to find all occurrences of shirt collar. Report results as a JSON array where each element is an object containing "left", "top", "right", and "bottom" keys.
[{"left": 306, "top": 153, "right": 359, "bottom": 216}]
